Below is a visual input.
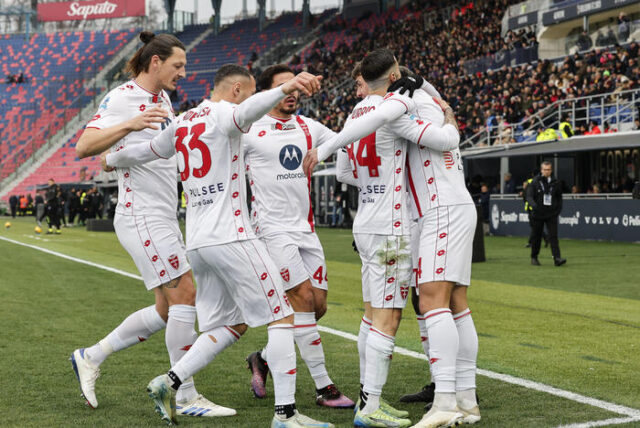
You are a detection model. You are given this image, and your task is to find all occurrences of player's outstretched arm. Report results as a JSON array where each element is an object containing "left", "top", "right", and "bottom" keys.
[
  {"left": 335, "top": 149, "right": 358, "bottom": 186},
  {"left": 76, "top": 106, "right": 169, "bottom": 158},
  {"left": 303, "top": 99, "right": 408, "bottom": 176},
  {"left": 230, "top": 72, "right": 323, "bottom": 135},
  {"left": 103, "top": 123, "right": 176, "bottom": 169}
]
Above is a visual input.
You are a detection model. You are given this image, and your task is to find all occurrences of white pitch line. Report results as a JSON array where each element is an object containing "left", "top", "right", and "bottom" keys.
[
  {"left": 556, "top": 416, "right": 640, "bottom": 428},
  {"left": 317, "top": 325, "right": 640, "bottom": 422},
  {"left": 0, "top": 236, "right": 142, "bottom": 281},
  {"left": 3, "top": 235, "right": 640, "bottom": 426}
]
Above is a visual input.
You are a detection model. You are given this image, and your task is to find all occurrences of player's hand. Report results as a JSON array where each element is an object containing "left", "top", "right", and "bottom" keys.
[
  {"left": 282, "top": 72, "right": 323, "bottom": 97},
  {"left": 388, "top": 75, "right": 424, "bottom": 97},
  {"left": 100, "top": 151, "right": 115, "bottom": 172},
  {"left": 303, "top": 148, "right": 319, "bottom": 177},
  {"left": 433, "top": 97, "right": 452, "bottom": 112},
  {"left": 126, "top": 106, "right": 169, "bottom": 131}
]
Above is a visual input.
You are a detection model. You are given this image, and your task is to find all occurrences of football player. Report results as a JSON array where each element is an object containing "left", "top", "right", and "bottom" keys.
[
  {"left": 242, "top": 64, "right": 354, "bottom": 408},
  {"left": 104, "top": 64, "right": 333, "bottom": 428},
  {"left": 305, "top": 49, "right": 460, "bottom": 428},
  {"left": 71, "top": 31, "right": 232, "bottom": 418}
]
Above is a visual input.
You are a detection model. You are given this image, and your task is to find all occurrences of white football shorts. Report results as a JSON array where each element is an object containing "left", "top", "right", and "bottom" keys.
[
  {"left": 188, "top": 238, "right": 293, "bottom": 331},
  {"left": 416, "top": 204, "right": 476, "bottom": 286},
  {"left": 353, "top": 233, "right": 412, "bottom": 309},
  {"left": 114, "top": 213, "right": 190, "bottom": 290},
  {"left": 262, "top": 231, "right": 328, "bottom": 291}
]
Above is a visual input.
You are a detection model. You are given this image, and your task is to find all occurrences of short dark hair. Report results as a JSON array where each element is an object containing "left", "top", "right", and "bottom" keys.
[
  {"left": 125, "top": 31, "right": 185, "bottom": 76},
  {"left": 361, "top": 48, "right": 396, "bottom": 82},
  {"left": 541, "top": 161, "right": 552, "bottom": 168},
  {"left": 398, "top": 65, "right": 416, "bottom": 79},
  {"left": 351, "top": 61, "right": 363, "bottom": 80},
  {"left": 257, "top": 64, "right": 294, "bottom": 90},
  {"left": 214, "top": 64, "right": 252, "bottom": 86}
]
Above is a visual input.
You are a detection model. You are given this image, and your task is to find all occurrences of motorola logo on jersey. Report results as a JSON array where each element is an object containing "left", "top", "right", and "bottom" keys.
[{"left": 279, "top": 145, "right": 302, "bottom": 170}]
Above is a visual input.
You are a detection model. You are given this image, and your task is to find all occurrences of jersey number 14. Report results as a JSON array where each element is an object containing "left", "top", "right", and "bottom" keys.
[{"left": 346, "top": 132, "right": 381, "bottom": 178}]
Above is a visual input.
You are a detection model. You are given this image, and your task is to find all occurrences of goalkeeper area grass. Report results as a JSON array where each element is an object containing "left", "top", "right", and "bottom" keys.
[{"left": 1, "top": 216, "right": 639, "bottom": 427}]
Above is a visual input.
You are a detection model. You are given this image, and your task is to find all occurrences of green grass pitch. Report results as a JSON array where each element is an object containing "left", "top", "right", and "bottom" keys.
[{"left": 1, "top": 216, "right": 639, "bottom": 427}]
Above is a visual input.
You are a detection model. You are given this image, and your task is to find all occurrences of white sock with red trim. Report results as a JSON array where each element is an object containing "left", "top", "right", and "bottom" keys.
[
  {"left": 166, "top": 304, "right": 198, "bottom": 403},
  {"left": 424, "top": 308, "right": 458, "bottom": 397},
  {"left": 85, "top": 305, "right": 166, "bottom": 366},
  {"left": 357, "top": 316, "right": 372, "bottom": 386},
  {"left": 294, "top": 312, "right": 332, "bottom": 389},
  {"left": 171, "top": 326, "right": 240, "bottom": 386},
  {"left": 361, "top": 327, "right": 395, "bottom": 415},
  {"left": 417, "top": 315, "right": 432, "bottom": 382},
  {"left": 454, "top": 308, "right": 478, "bottom": 409},
  {"left": 266, "top": 324, "right": 296, "bottom": 406}
]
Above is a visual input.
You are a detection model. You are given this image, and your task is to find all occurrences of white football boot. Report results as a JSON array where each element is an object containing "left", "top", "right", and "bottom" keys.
[
  {"left": 176, "top": 394, "right": 237, "bottom": 417},
  {"left": 69, "top": 348, "right": 100, "bottom": 408},
  {"left": 410, "top": 406, "right": 463, "bottom": 428},
  {"left": 271, "top": 410, "right": 335, "bottom": 428}
]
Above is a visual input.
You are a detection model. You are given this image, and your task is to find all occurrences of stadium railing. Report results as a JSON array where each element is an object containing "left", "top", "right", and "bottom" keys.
[
  {"left": 490, "top": 193, "right": 634, "bottom": 200},
  {"left": 461, "top": 88, "right": 640, "bottom": 149}
]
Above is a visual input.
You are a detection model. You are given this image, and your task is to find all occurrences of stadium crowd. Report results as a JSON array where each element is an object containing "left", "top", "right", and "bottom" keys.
[{"left": 293, "top": 1, "right": 638, "bottom": 145}]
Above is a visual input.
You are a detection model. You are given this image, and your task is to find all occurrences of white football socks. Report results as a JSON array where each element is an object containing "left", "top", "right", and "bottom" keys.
[
  {"left": 171, "top": 326, "right": 240, "bottom": 385},
  {"left": 294, "top": 312, "right": 332, "bottom": 389},
  {"left": 424, "top": 308, "right": 458, "bottom": 395},
  {"left": 454, "top": 308, "right": 478, "bottom": 409},
  {"left": 265, "top": 324, "right": 296, "bottom": 406},
  {"left": 357, "top": 316, "right": 372, "bottom": 386},
  {"left": 361, "top": 327, "right": 395, "bottom": 415},
  {"left": 85, "top": 305, "right": 166, "bottom": 366},
  {"left": 166, "top": 304, "right": 198, "bottom": 403},
  {"left": 417, "top": 314, "right": 432, "bottom": 383}
]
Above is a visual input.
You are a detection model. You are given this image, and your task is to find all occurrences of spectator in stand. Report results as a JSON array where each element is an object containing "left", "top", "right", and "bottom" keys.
[
  {"left": 618, "top": 13, "right": 630, "bottom": 42},
  {"left": 9, "top": 194, "right": 18, "bottom": 218},
  {"left": 504, "top": 173, "right": 516, "bottom": 193},
  {"left": 576, "top": 30, "right": 592, "bottom": 52},
  {"left": 585, "top": 120, "right": 602, "bottom": 135},
  {"left": 571, "top": 185, "right": 580, "bottom": 194}
]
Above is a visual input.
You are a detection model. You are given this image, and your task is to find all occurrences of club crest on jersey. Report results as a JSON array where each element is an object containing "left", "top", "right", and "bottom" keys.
[
  {"left": 400, "top": 286, "right": 409, "bottom": 300},
  {"left": 280, "top": 268, "right": 290, "bottom": 282},
  {"left": 168, "top": 254, "right": 179, "bottom": 270},
  {"left": 279, "top": 144, "right": 302, "bottom": 170},
  {"left": 443, "top": 151, "right": 454, "bottom": 169},
  {"left": 272, "top": 122, "right": 296, "bottom": 131}
]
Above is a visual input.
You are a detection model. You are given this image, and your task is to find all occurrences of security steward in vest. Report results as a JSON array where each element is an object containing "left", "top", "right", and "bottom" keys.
[
  {"left": 523, "top": 178, "right": 548, "bottom": 248},
  {"left": 559, "top": 115, "right": 573, "bottom": 139},
  {"left": 525, "top": 161, "right": 566, "bottom": 266}
]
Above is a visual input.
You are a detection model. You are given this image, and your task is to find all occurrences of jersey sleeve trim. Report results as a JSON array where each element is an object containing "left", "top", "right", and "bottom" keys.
[
  {"left": 417, "top": 123, "right": 432, "bottom": 144},
  {"left": 149, "top": 140, "right": 169, "bottom": 160},
  {"left": 233, "top": 109, "right": 250, "bottom": 134},
  {"left": 385, "top": 97, "right": 409, "bottom": 113}
]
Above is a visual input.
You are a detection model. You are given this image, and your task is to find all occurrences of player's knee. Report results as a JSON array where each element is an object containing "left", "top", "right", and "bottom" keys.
[
  {"left": 230, "top": 323, "right": 248, "bottom": 336},
  {"left": 288, "top": 282, "right": 314, "bottom": 311},
  {"left": 315, "top": 301, "right": 327, "bottom": 319}
]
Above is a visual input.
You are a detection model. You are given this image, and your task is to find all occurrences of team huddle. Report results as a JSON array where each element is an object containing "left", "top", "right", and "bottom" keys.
[{"left": 69, "top": 31, "right": 479, "bottom": 428}]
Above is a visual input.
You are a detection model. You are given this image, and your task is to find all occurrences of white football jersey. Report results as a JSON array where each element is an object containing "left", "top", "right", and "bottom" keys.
[
  {"left": 243, "top": 114, "right": 335, "bottom": 236},
  {"left": 342, "top": 95, "right": 411, "bottom": 236},
  {"left": 404, "top": 91, "right": 473, "bottom": 217},
  {"left": 87, "top": 80, "right": 177, "bottom": 217}
]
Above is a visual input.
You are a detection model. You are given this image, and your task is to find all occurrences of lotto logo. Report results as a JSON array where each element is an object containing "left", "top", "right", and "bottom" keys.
[
  {"left": 436, "top": 267, "right": 444, "bottom": 274},
  {"left": 443, "top": 151, "right": 455, "bottom": 169},
  {"left": 260, "top": 272, "right": 268, "bottom": 280}
]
